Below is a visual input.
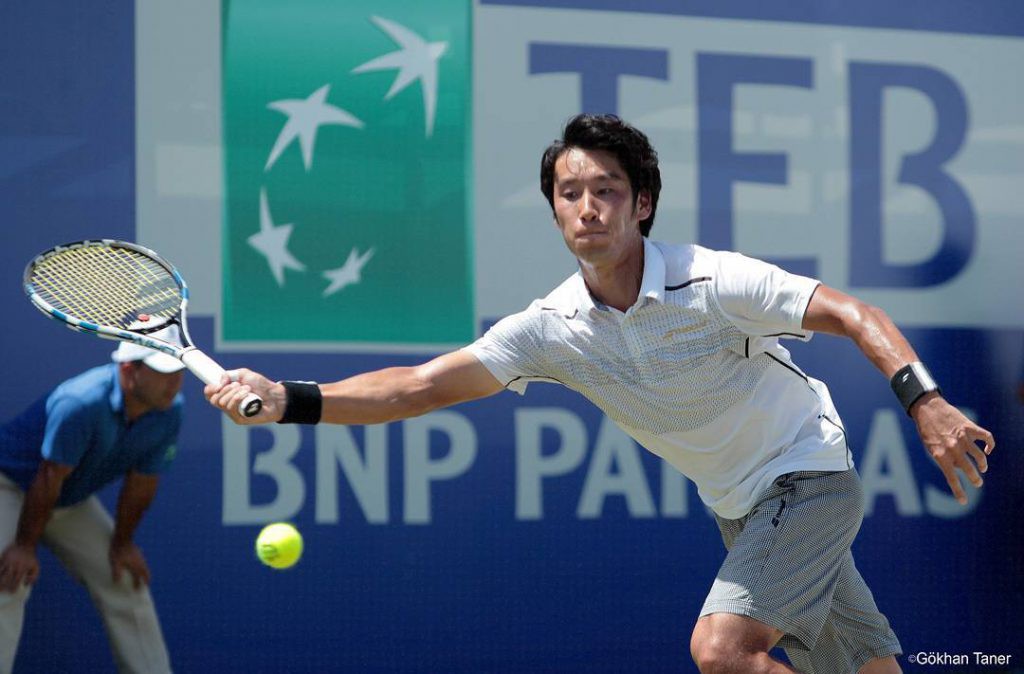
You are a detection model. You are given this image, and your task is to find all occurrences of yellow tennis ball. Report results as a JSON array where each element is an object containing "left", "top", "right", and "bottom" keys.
[{"left": 255, "top": 522, "right": 303, "bottom": 569}]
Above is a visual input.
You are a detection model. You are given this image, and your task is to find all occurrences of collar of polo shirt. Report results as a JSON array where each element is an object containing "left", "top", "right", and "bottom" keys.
[{"left": 539, "top": 238, "right": 667, "bottom": 317}]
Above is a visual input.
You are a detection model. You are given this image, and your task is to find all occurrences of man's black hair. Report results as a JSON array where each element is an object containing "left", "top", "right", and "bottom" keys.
[{"left": 540, "top": 114, "right": 662, "bottom": 236}]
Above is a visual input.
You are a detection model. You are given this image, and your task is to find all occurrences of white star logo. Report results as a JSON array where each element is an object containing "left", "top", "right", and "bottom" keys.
[
  {"left": 322, "top": 247, "right": 375, "bottom": 297},
  {"left": 352, "top": 16, "right": 448, "bottom": 137},
  {"left": 248, "top": 189, "right": 306, "bottom": 286},
  {"left": 265, "top": 84, "right": 363, "bottom": 171}
]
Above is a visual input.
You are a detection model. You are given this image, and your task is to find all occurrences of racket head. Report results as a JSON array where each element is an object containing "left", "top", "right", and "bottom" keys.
[
  {"left": 24, "top": 239, "right": 190, "bottom": 354},
  {"left": 24, "top": 239, "right": 261, "bottom": 417}
]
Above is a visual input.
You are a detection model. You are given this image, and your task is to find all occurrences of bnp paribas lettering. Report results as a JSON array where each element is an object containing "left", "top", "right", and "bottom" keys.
[
  {"left": 220, "top": 407, "right": 976, "bottom": 525},
  {"left": 220, "top": 409, "right": 691, "bottom": 525}
]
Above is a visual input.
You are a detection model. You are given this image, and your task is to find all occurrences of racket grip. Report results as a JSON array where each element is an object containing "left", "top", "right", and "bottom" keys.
[{"left": 181, "top": 349, "right": 263, "bottom": 418}]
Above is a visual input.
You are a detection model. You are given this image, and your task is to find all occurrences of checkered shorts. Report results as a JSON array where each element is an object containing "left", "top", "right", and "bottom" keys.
[{"left": 700, "top": 469, "right": 902, "bottom": 673}]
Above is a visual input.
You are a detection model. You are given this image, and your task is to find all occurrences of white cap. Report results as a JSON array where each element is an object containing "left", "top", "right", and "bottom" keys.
[{"left": 111, "top": 326, "right": 186, "bottom": 374}]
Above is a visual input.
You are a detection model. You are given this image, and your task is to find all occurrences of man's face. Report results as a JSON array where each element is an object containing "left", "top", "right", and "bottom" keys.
[
  {"left": 551, "top": 147, "right": 651, "bottom": 267},
  {"left": 123, "top": 363, "right": 184, "bottom": 411}
]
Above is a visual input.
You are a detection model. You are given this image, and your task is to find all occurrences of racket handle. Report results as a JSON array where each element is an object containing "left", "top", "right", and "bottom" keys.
[{"left": 181, "top": 349, "right": 263, "bottom": 418}]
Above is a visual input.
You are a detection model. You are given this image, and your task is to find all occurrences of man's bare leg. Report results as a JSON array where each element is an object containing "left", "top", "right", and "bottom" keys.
[{"left": 691, "top": 613, "right": 799, "bottom": 674}]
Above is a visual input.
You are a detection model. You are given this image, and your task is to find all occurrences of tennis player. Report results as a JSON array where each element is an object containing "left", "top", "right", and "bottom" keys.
[
  {"left": 0, "top": 329, "right": 184, "bottom": 673},
  {"left": 207, "top": 114, "right": 995, "bottom": 674}
]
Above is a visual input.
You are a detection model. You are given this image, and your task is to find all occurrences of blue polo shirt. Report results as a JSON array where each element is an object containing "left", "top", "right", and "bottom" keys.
[{"left": 0, "top": 364, "right": 182, "bottom": 507}]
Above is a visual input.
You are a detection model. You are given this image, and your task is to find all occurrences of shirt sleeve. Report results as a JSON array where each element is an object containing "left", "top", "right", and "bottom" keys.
[
  {"left": 41, "top": 394, "right": 95, "bottom": 467},
  {"left": 711, "top": 251, "right": 821, "bottom": 340},
  {"left": 135, "top": 406, "right": 182, "bottom": 475},
  {"left": 463, "top": 310, "right": 550, "bottom": 395}
]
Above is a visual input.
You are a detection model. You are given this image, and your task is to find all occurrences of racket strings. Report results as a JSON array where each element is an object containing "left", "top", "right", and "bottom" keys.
[
  {"left": 30, "top": 245, "right": 182, "bottom": 328},
  {"left": 33, "top": 252, "right": 131, "bottom": 322}
]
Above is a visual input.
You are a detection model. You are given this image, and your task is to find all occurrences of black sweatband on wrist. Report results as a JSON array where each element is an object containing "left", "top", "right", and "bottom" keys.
[
  {"left": 890, "top": 362, "right": 941, "bottom": 416},
  {"left": 277, "top": 381, "right": 322, "bottom": 424}
]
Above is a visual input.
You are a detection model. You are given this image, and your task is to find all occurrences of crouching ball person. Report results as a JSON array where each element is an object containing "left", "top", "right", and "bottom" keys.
[
  {"left": 0, "top": 329, "right": 184, "bottom": 673},
  {"left": 206, "top": 115, "right": 995, "bottom": 674}
]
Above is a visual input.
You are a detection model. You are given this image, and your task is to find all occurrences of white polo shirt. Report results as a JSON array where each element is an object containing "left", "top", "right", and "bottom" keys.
[{"left": 465, "top": 239, "right": 852, "bottom": 519}]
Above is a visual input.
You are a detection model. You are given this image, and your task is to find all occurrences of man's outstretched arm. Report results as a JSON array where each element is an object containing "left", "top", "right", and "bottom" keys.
[
  {"left": 802, "top": 284, "right": 995, "bottom": 504},
  {"left": 205, "top": 349, "right": 505, "bottom": 426}
]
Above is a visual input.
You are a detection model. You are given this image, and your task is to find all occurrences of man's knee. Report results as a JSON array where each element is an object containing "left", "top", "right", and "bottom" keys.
[
  {"left": 691, "top": 613, "right": 783, "bottom": 674},
  {"left": 690, "top": 632, "right": 731, "bottom": 674},
  {"left": 86, "top": 572, "right": 157, "bottom": 614}
]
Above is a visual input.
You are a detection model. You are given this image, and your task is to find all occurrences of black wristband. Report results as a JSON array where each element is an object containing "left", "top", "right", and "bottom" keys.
[
  {"left": 277, "top": 381, "right": 322, "bottom": 424},
  {"left": 890, "top": 362, "right": 941, "bottom": 416}
]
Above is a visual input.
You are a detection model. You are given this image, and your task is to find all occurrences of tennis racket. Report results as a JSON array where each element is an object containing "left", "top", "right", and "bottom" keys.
[{"left": 24, "top": 239, "right": 262, "bottom": 417}]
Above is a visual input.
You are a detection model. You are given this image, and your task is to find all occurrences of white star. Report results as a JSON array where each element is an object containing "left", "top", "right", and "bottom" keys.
[
  {"left": 265, "top": 84, "right": 363, "bottom": 171},
  {"left": 248, "top": 189, "right": 306, "bottom": 286},
  {"left": 322, "top": 247, "right": 375, "bottom": 297},
  {"left": 352, "top": 16, "right": 448, "bottom": 137}
]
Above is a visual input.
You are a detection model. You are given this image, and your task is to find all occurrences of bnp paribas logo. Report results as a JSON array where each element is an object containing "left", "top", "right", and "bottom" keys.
[{"left": 222, "top": 1, "right": 472, "bottom": 349}]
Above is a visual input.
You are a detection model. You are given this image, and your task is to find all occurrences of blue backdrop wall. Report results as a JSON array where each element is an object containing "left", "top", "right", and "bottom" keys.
[{"left": 1, "top": 1, "right": 1022, "bottom": 672}]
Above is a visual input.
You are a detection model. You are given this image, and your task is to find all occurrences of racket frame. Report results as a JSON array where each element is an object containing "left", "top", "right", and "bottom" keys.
[{"left": 24, "top": 239, "right": 262, "bottom": 417}]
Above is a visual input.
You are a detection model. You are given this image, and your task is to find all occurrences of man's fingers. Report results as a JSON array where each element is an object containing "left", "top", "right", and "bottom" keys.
[
  {"left": 224, "top": 384, "right": 251, "bottom": 408},
  {"left": 207, "top": 382, "right": 233, "bottom": 405},
  {"left": 208, "top": 382, "right": 247, "bottom": 410},
  {"left": 2, "top": 568, "right": 23, "bottom": 592},
  {"left": 955, "top": 451, "right": 983, "bottom": 488},
  {"left": 130, "top": 561, "right": 150, "bottom": 589},
  {"left": 1, "top": 569, "right": 20, "bottom": 592},
  {"left": 971, "top": 425, "right": 996, "bottom": 455},
  {"left": 0, "top": 557, "right": 36, "bottom": 592},
  {"left": 225, "top": 386, "right": 257, "bottom": 422},
  {"left": 204, "top": 370, "right": 244, "bottom": 397},
  {"left": 966, "top": 442, "right": 989, "bottom": 474},
  {"left": 938, "top": 461, "right": 967, "bottom": 505},
  {"left": 225, "top": 385, "right": 251, "bottom": 410},
  {"left": 135, "top": 558, "right": 151, "bottom": 588},
  {"left": 224, "top": 369, "right": 256, "bottom": 386}
]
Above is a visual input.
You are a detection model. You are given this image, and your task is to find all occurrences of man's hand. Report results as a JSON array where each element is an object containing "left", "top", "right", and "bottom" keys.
[
  {"left": 0, "top": 543, "right": 39, "bottom": 592},
  {"left": 911, "top": 392, "right": 996, "bottom": 505},
  {"left": 204, "top": 369, "right": 286, "bottom": 425},
  {"left": 110, "top": 541, "right": 151, "bottom": 590}
]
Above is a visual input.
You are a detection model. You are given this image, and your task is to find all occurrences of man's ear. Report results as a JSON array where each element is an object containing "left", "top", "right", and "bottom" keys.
[
  {"left": 635, "top": 190, "right": 652, "bottom": 221},
  {"left": 118, "top": 361, "right": 138, "bottom": 392}
]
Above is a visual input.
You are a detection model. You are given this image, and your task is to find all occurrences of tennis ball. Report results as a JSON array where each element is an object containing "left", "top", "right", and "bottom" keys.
[{"left": 255, "top": 522, "right": 303, "bottom": 569}]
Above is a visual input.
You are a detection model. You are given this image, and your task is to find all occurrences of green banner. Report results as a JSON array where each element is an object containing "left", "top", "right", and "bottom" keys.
[{"left": 222, "top": 0, "right": 472, "bottom": 346}]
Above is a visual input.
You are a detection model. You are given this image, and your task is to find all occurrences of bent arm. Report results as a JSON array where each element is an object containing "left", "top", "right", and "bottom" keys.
[
  {"left": 112, "top": 471, "right": 159, "bottom": 547},
  {"left": 801, "top": 285, "right": 919, "bottom": 380},
  {"left": 109, "top": 471, "right": 159, "bottom": 588},
  {"left": 802, "top": 285, "right": 995, "bottom": 504},
  {"left": 15, "top": 460, "right": 73, "bottom": 548},
  {"left": 0, "top": 460, "right": 73, "bottom": 590}
]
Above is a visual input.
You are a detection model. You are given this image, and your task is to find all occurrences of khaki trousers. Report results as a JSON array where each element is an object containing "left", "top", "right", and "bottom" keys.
[{"left": 0, "top": 474, "right": 171, "bottom": 673}]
